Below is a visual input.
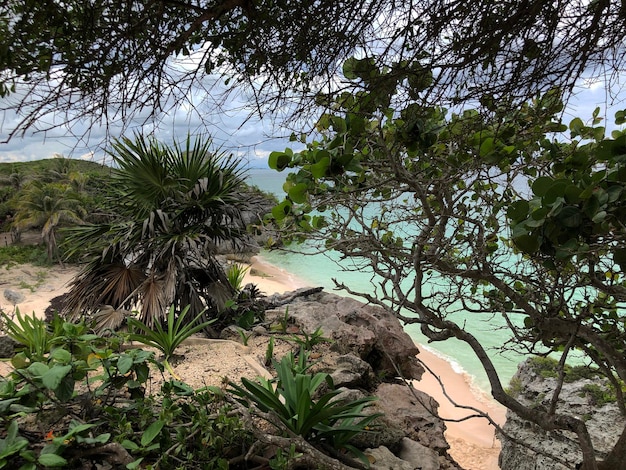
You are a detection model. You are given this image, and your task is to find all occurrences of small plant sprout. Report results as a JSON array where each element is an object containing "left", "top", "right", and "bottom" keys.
[
  {"left": 226, "top": 263, "right": 249, "bottom": 292},
  {"left": 128, "top": 304, "right": 214, "bottom": 378}
]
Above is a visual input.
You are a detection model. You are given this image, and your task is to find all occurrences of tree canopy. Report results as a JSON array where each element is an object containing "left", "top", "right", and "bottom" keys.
[
  {"left": 1, "top": 0, "right": 625, "bottom": 141},
  {"left": 268, "top": 57, "right": 626, "bottom": 470}
]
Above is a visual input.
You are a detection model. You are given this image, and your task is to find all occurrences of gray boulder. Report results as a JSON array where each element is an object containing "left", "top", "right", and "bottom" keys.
[{"left": 267, "top": 291, "right": 424, "bottom": 381}]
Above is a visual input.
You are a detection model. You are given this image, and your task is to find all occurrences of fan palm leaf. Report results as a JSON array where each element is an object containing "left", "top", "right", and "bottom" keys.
[{"left": 62, "top": 134, "right": 248, "bottom": 333}]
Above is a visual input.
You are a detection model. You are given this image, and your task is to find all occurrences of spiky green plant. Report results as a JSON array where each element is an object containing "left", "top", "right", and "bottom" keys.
[
  {"left": 128, "top": 305, "right": 214, "bottom": 376},
  {"left": 62, "top": 134, "right": 249, "bottom": 330}
]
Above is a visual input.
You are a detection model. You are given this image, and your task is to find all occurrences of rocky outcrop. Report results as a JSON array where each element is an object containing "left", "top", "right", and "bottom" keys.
[
  {"left": 499, "top": 359, "right": 625, "bottom": 470},
  {"left": 265, "top": 289, "right": 424, "bottom": 381},
  {"left": 263, "top": 289, "right": 462, "bottom": 469}
]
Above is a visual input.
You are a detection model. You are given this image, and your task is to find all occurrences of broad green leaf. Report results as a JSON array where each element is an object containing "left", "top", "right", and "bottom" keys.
[
  {"left": 532, "top": 176, "right": 553, "bottom": 197},
  {"left": 117, "top": 354, "right": 134, "bottom": 375},
  {"left": 506, "top": 201, "right": 529, "bottom": 222},
  {"left": 42, "top": 365, "right": 72, "bottom": 390},
  {"left": 288, "top": 183, "right": 309, "bottom": 204},
  {"left": 556, "top": 206, "right": 582, "bottom": 228},
  {"left": 50, "top": 348, "right": 71, "bottom": 364},
  {"left": 37, "top": 454, "right": 67, "bottom": 467},
  {"left": 479, "top": 137, "right": 494, "bottom": 157},
  {"left": 271, "top": 201, "right": 292, "bottom": 221},
  {"left": 513, "top": 234, "right": 540, "bottom": 253},
  {"left": 310, "top": 157, "right": 330, "bottom": 179},
  {"left": 26, "top": 362, "right": 49, "bottom": 377},
  {"left": 141, "top": 420, "right": 164, "bottom": 447},
  {"left": 268, "top": 152, "right": 292, "bottom": 171}
]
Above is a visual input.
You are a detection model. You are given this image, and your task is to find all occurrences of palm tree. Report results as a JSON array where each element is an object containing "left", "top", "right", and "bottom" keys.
[
  {"left": 62, "top": 134, "right": 249, "bottom": 332},
  {"left": 12, "top": 181, "right": 85, "bottom": 264}
]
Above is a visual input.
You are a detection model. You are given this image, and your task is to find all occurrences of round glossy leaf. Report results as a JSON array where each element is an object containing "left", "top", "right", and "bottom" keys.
[
  {"left": 271, "top": 201, "right": 292, "bottom": 221},
  {"left": 514, "top": 234, "right": 540, "bottom": 253},
  {"left": 310, "top": 157, "right": 330, "bottom": 179},
  {"left": 556, "top": 206, "right": 583, "bottom": 228},
  {"left": 268, "top": 152, "right": 292, "bottom": 171},
  {"left": 564, "top": 185, "right": 582, "bottom": 204},
  {"left": 288, "top": 183, "right": 309, "bottom": 204},
  {"left": 506, "top": 201, "right": 530, "bottom": 222},
  {"left": 532, "top": 176, "right": 553, "bottom": 197}
]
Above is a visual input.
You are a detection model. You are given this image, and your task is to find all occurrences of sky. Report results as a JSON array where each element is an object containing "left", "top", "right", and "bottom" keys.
[
  {"left": 0, "top": 83, "right": 294, "bottom": 169},
  {"left": 0, "top": 71, "right": 624, "bottom": 168}
]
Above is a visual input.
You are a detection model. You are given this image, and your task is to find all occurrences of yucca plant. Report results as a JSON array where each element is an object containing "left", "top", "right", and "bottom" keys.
[
  {"left": 226, "top": 263, "right": 249, "bottom": 292},
  {"left": 1, "top": 308, "right": 55, "bottom": 362},
  {"left": 127, "top": 305, "right": 214, "bottom": 376},
  {"left": 230, "top": 350, "right": 381, "bottom": 464}
]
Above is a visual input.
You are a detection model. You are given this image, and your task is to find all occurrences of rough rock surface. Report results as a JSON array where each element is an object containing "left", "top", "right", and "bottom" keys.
[
  {"left": 266, "top": 290, "right": 424, "bottom": 381},
  {"left": 263, "top": 290, "right": 460, "bottom": 469},
  {"left": 0, "top": 336, "right": 17, "bottom": 358},
  {"left": 499, "top": 359, "right": 625, "bottom": 470}
]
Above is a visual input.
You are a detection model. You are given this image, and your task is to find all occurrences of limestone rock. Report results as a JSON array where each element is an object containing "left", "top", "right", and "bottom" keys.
[
  {"left": 398, "top": 437, "right": 441, "bottom": 470},
  {"left": 330, "top": 353, "right": 376, "bottom": 389},
  {"left": 374, "top": 383, "right": 449, "bottom": 453},
  {"left": 365, "top": 446, "right": 416, "bottom": 470},
  {"left": 498, "top": 359, "right": 625, "bottom": 470},
  {"left": 267, "top": 291, "right": 424, "bottom": 381}
]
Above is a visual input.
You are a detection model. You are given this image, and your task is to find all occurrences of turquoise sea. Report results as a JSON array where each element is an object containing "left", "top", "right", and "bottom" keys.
[{"left": 246, "top": 168, "right": 522, "bottom": 393}]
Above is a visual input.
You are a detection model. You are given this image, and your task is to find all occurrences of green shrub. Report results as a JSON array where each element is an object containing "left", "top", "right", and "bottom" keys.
[
  {"left": 230, "top": 349, "right": 381, "bottom": 465},
  {"left": 128, "top": 304, "right": 214, "bottom": 376},
  {"left": 0, "top": 245, "right": 49, "bottom": 267},
  {"left": 580, "top": 384, "right": 617, "bottom": 407}
]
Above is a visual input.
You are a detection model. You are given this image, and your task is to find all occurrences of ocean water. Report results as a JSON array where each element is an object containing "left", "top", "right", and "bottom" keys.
[{"left": 246, "top": 168, "right": 522, "bottom": 392}]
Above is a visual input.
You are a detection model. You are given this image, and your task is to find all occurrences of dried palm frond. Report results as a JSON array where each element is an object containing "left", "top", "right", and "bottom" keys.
[{"left": 91, "top": 305, "right": 130, "bottom": 336}]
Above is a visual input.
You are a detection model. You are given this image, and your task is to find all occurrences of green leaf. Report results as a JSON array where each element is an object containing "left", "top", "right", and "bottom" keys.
[
  {"left": 42, "top": 365, "right": 72, "bottom": 390},
  {"left": 126, "top": 458, "right": 144, "bottom": 469},
  {"left": 141, "top": 420, "right": 164, "bottom": 447},
  {"left": 26, "top": 362, "right": 49, "bottom": 377},
  {"left": 479, "top": 137, "right": 494, "bottom": 157},
  {"left": 506, "top": 201, "right": 529, "bottom": 222},
  {"left": 556, "top": 206, "right": 582, "bottom": 228},
  {"left": 513, "top": 234, "right": 540, "bottom": 253},
  {"left": 288, "top": 183, "right": 309, "bottom": 204},
  {"left": 268, "top": 152, "right": 292, "bottom": 171},
  {"left": 272, "top": 200, "right": 292, "bottom": 221},
  {"left": 117, "top": 354, "right": 134, "bottom": 375},
  {"left": 532, "top": 176, "right": 553, "bottom": 197},
  {"left": 50, "top": 349, "right": 71, "bottom": 364},
  {"left": 37, "top": 454, "right": 68, "bottom": 467},
  {"left": 569, "top": 117, "right": 584, "bottom": 135}
]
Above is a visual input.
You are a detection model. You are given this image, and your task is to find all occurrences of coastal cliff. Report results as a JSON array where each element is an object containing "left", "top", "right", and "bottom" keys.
[
  {"left": 261, "top": 288, "right": 463, "bottom": 469},
  {"left": 499, "top": 359, "right": 625, "bottom": 470}
]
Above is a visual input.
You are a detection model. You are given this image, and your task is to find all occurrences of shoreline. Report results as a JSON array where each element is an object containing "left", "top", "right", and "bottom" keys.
[{"left": 1, "top": 255, "right": 505, "bottom": 469}]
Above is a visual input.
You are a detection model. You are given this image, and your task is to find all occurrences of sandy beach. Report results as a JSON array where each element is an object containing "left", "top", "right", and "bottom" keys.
[{"left": 0, "top": 255, "right": 504, "bottom": 469}]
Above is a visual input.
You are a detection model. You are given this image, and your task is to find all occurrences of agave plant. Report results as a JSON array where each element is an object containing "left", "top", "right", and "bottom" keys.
[{"left": 62, "top": 134, "right": 249, "bottom": 332}]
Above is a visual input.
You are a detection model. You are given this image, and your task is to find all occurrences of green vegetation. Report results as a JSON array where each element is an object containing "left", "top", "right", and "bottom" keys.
[
  {"left": 61, "top": 134, "right": 249, "bottom": 330},
  {"left": 226, "top": 263, "right": 250, "bottom": 292},
  {"left": 0, "top": 245, "right": 49, "bottom": 268},
  {"left": 268, "top": 55, "right": 626, "bottom": 468},
  {"left": 529, "top": 357, "right": 604, "bottom": 383},
  {"left": 230, "top": 349, "right": 381, "bottom": 465},
  {"left": 580, "top": 384, "right": 619, "bottom": 408},
  {"left": 127, "top": 305, "right": 214, "bottom": 376},
  {"left": 0, "top": 309, "right": 381, "bottom": 469}
]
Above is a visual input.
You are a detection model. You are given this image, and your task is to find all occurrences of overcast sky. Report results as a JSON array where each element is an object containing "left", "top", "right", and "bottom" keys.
[{"left": 0, "top": 77, "right": 623, "bottom": 168}]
